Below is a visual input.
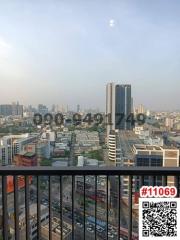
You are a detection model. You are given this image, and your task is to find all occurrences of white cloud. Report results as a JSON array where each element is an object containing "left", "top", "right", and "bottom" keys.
[
  {"left": 0, "top": 37, "right": 13, "bottom": 61},
  {"left": 0, "top": 37, "right": 12, "bottom": 49}
]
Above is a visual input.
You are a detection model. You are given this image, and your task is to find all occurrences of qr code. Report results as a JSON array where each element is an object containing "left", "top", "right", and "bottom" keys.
[{"left": 139, "top": 198, "right": 180, "bottom": 240}]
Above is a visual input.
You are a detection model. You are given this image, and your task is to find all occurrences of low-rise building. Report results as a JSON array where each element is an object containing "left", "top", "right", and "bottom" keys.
[
  {"left": 14, "top": 152, "right": 37, "bottom": 166},
  {"left": 74, "top": 130, "right": 100, "bottom": 155},
  {"left": 16, "top": 204, "right": 49, "bottom": 240},
  {"left": 41, "top": 217, "right": 72, "bottom": 240},
  {"left": 36, "top": 140, "right": 51, "bottom": 163},
  {"left": 0, "top": 134, "right": 38, "bottom": 166}
]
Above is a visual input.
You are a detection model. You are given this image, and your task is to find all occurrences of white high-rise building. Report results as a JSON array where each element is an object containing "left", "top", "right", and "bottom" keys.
[
  {"left": 106, "top": 83, "right": 116, "bottom": 137},
  {"left": 137, "top": 104, "right": 145, "bottom": 114}
]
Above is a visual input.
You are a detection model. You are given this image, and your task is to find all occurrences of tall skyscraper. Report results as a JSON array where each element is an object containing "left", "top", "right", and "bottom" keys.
[
  {"left": 115, "top": 84, "right": 132, "bottom": 129},
  {"left": 77, "top": 104, "right": 80, "bottom": 113},
  {"left": 106, "top": 83, "right": 132, "bottom": 136},
  {"left": 51, "top": 104, "right": 56, "bottom": 113}
]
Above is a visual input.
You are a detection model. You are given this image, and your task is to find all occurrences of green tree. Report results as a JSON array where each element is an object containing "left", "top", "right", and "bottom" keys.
[
  {"left": 40, "top": 158, "right": 52, "bottom": 166},
  {"left": 85, "top": 150, "right": 103, "bottom": 161}
]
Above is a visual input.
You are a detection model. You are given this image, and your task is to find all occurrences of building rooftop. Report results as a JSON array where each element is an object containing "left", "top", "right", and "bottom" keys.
[
  {"left": 19, "top": 204, "right": 48, "bottom": 222},
  {"left": 41, "top": 217, "right": 72, "bottom": 240},
  {"left": 134, "top": 144, "right": 177, "bottom": 151},
  {"left": 169, "top": 136, "right": 180, "bottom": 144},
  {"left": 17, "top": 151, "right": 36, "bottom": 157}
]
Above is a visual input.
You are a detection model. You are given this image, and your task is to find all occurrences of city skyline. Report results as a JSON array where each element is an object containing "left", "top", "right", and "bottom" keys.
[
  {"left": 0, "top": 0, "right": 180, "bottom": 110},
  {"left": 0, "top": 99, "right": 180, "bottom": 113}
]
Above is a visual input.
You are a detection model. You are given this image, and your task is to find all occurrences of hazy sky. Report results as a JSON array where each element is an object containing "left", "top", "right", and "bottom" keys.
[{"left": 0, "top": 0, "right": 180, "bottom": 111}]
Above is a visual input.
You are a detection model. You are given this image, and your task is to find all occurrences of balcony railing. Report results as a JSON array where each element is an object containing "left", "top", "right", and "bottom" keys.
[{"left": 0, "top": 166, "right": 180, "bottom": 240}]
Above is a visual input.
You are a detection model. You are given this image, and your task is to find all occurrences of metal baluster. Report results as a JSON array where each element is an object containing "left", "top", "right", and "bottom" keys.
[
  {"left": 37, "top": 176, "right": 41, "bottom": 239},
  {"left": 128, "top": 175, "right": 132, "bottom": 240},
  {"left": 72, "top": 176, "right": 75, "bottom": 239},
  {"left": 139, "top": 175, "right": 144, "bottom": 188},
  {"left": 162, "top": 176, "right": 167, "bottom": 186},
  {"left": 95, "top": 175, "right": 97, "bottom": 240},
  {"left": 14, "top": 175, "right": 19, "bottom": 240},
  {"left": 84, "top": 175, "right": 86, "bottom": 240},
  {"left": 2, "top": 176, "right": 8, "bottom": 240},
  {"left": 118, "top": 176, "right": 121, "bottom": 240},
  {"left": 60, "top": 176, "right": 63, "bottom": 240},
  {"left": 106, "top": 175, "right": 109, "bottom": 240},
  {"left": 25, "top": 176, "right": 30, "bottom": 240},
  {"left": 49, "top": 176, "right": 52, "bottom": 240},
  {"left": 175, "top": 176, "right": 179, "bottom": 197}
]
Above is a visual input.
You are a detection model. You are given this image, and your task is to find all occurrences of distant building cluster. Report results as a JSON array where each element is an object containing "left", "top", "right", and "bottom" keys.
[{"left": 0, "top": 102, "right": 23, "bottom": 117}]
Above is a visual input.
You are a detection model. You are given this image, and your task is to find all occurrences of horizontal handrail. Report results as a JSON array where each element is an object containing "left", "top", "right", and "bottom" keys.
[{"left": 0, "top": 166, "right": 180, "bottom": 175}]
